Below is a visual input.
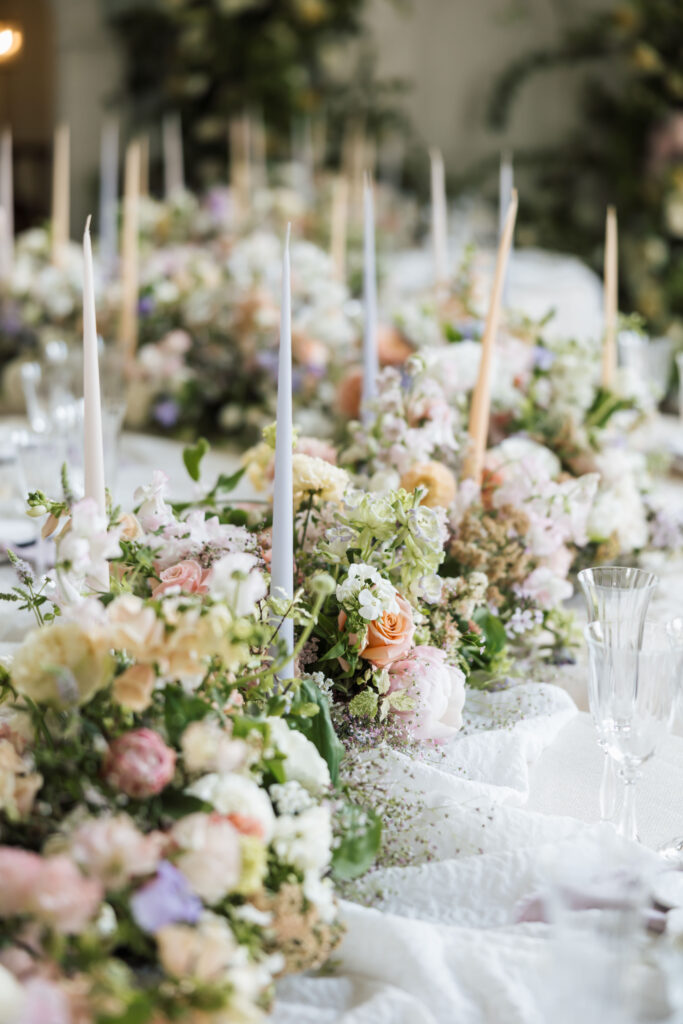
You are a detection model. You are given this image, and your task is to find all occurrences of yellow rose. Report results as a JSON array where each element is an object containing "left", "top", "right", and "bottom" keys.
[
  {"left": 117, "top": 513, "right": 143, "bottom": 542},
  {"left": 112, "top": 664, "right": 156, "bottom": 712},
  {"left": 240, "top": 440, "right": 274, "bottom": 493},
  {"left": 400, "top": 461, "right": 457, "bottom": 509},
  {"left": 11, "top": 622, "right": 114, "bottom": 708}
]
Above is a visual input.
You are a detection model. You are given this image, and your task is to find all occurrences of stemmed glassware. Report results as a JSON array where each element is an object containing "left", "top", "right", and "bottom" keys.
[
  {"left": 577, "top": 567, "right": 659, "bottom": 822},
  {"left": 657, "top": 617, "right": 683, "bottom": 863},
  {"left": 585, "top": 620, "right": 677, "bottom": 842}
]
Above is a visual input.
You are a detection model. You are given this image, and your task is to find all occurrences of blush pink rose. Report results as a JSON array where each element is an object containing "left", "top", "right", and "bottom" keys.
[
  {"left": 338, "top": 594, "right": 415, "bottom": 668},
  {"left": 103, "top": 728, "right": 176, "bottom": 799},
  {"left": 29, "top": 856, "right": 103, "bottom": 935},
  {"left": 387, "top": 645, "right": 466, "bottom": 742},
  {"left": 152, "top": 560, "right": 210, "bottom": 598}
]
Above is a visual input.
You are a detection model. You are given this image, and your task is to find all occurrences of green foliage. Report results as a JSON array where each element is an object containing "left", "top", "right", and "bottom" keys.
[
  {"left": 288, "top": 677, "right": 345, "bottom": 784},
  {"left": 486, "top": 0, "right": 683, "bottom": 333},
  {"left": 332, "top": 803, "right": 382, "bottom": 880},
  {"left": 183, "top": 437, "right": 210, "bottom": 482},
  {"left": 100, "top": 0, "right": 410, "bottom": 188}
]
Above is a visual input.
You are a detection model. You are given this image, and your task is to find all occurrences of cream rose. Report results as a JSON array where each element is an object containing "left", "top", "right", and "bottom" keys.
[
  {"left": 292, "top": 454, "right": 349, "bottom": 511},
  {"left": 11, "top": 622, "right": 114, "bottom": 708}
]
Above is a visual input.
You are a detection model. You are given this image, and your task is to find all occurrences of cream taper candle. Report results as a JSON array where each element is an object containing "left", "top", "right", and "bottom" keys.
[
  {"left": 120, "top": 140, "right": 141, "bottom": 363},
  {"left": 0, "top": 127, "right": 13, "bottom": 280},
  {"left": 362, "top": 173, "right": 379, "bottom": 412},
  {"left": 430, "top": 147, "right": 449, "bottom": 287},
  {"left": 163, "top": 113, "right": 184, "bottom": 199},
  {"left": 330, "top": 175, "right": 348, "bottom": 284},
  {"left": 51, "top": 124, "right": 70, "bottom": 267},
  {"left": 463, "top": 189, "right": 519, "bottom": 484},
  {"left": 99, "top": 117, "right": 119, "bottom": 280}
]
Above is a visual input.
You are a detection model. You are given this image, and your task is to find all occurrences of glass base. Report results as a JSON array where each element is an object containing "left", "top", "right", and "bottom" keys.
[{"left": 658, "top": 837, "right": 683, "bottom": 866}]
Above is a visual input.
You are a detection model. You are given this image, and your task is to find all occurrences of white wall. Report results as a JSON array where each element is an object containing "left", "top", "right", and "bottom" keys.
[
  {"left": 365, "top": 0, "right": 613, "bottom": 173},
  {"left": 51, "top": 0, "right": 122, "bottom": 231}
]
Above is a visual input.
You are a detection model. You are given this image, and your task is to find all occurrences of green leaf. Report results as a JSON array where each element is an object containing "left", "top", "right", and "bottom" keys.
[
  {"left": 97, "top": 992, "right": 155, "bottom": 1024},
  {"left": 288, "top": 678, "right": 344, "bottom": 785},
  {"left": 214, "top": 468, "right": 245, "bottom": 494},
  {"left": 348, "top": 689, "right": 379, "bottom": 720},
  {"left": 162, "top": 685, "right": 211, "bottom": 746},
  {"left": 332, "top": 804, "right": 382, "bottom": 881},
  {"left": 318, "top": 638, "right": 347, "bottom": 663},
  {"left": 292, "top": 701, "right": 320, "bottom": 717},
  {"left": 183, "top": 437, "right": 210, "bottom": 482},
  {"left": 472, "top": 608, "right": 508, "bottom": 660},
  {"left": 160, "top": 789, "right": 212, "bottom": 819}
]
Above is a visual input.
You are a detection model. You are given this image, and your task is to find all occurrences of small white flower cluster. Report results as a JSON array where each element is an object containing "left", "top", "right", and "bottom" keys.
[
  {"left": 506, "top": 606, "right": 544, "bottom": 636},
  {"left": 336, "top": 564, "right": 399, "bottom": 621}
]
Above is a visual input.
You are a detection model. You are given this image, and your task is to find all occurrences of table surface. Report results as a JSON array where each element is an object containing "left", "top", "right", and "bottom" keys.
[{"left": 1, "top": 420, "right": 683, "bottom": 855}]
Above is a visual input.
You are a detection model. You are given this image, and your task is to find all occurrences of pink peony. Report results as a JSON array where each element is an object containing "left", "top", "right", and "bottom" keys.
[
  {"left": 387, "top": 645, "right": 466, "bottom": 742},
  {"left": 0, "top": 849, "right": 43, "bottom": 916},
  {"left": 17, "top": 977, "right": 71, "bottom": 1024},
  {"left": 152, "top": 559, "right": 210, "bottom": 598},
  {"left": 103, "top": 729, "right": 176, "bottom": 799}
]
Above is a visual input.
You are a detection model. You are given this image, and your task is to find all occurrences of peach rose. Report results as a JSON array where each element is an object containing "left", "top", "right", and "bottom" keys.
[
  {"left": 336, "top": 368, "right": 363, "bottom": 420},
  {"left": 152, "top": 560, "right": 210, "bottom": 598},
  {"left": 400, "top": 461, "right": 457, "bottom": 509},
  {"left": 112, "top": 664, "right": 156, "bottom": 712},
  {"left": 339, "top": 595, "right": 415, "bottom": 668},
  {"left": 377, "top": 324, "right": 413, "bottom": 366},
  {"left": 293, "top": 330, "right": 327, "bottom": 369}
]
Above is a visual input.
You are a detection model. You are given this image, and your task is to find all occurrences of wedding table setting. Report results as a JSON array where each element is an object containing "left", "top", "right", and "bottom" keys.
[{"left": 1, "top": 113, "right": 683, "bottom": 1024}]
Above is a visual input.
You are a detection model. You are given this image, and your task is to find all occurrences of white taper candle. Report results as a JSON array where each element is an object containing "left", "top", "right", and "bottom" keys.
[
  {"left": 362, "top": 173, "right": 379, "bottom": 413},
  {"left": 270, "top": 223, "right": 294, "bottom": 679},
  {"left": 82, "top": 216, "right": 107, "bottom": 517}
]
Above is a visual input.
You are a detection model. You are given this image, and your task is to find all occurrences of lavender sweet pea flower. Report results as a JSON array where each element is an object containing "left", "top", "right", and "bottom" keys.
[
  {"left": 532, "top": 346, "right": 555, "bottom": 371},
  {"left": 131, "top": 861, "right": 202, "bottom": 933},
  {"left": 138, "top": 295, "right": 155, "bottom": 316},
  {"left": 153, "top": 398, "right": 180, "bottom": 428}
]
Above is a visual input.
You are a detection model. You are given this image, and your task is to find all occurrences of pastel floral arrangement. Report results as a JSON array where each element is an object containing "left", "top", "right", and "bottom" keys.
[{"left": 0, "top": 461, "right": 381, "bottom": 1024}]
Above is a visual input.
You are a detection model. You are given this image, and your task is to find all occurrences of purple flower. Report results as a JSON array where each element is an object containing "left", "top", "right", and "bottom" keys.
[
  {"left": 459, "top": 319, "right": 484, "bottom": 340},
  {"left": 138, "top": 295, "right": 155, "bottom": 316},
  {"left": 131, "top": 861, "right": 202, "bottom": 933},
  {"left": 256, "top": 350, "right": 279, "bottom": 377},
  {"left": 533, "top": 346, "right": 555, "bottom": 371},
  {"left": 154, "top": 398, "right": 180, "bottom": 428}
]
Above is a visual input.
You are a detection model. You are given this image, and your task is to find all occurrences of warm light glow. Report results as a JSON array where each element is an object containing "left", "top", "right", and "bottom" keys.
[{"left": 0, "top": 26, "right": 23, "bottom": 63}]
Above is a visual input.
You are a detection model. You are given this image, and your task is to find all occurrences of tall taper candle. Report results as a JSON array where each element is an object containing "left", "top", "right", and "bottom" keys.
[
  {"left": 51, "top": 124, "right": 70, "bottom": 267},
  {"left": 99, "top": 117, "right": 119, "bottom": 280},
  {"left": 0, "top": 127, "right": 13, "bottom": 279},
  {"left": 463, "top": 189, "right": 518, "bottom": 484},
  {"left": 270, "top": 224, "right": 294, "bottom": 679},
  {"left": 163, "top": 113, "right": 184, "bottom": 199},
  {"left": 120, "top": 140, "right": 141, "bottom": 363},
  {"left": 330, "top": 175, "right": 348, "bottom": 283},
  {"left": 499, "top": 152, "right": 513, "bottom": 240},
  {"left": 82, "top": 216, "right": 106, "bottom": 518},
  {"left": 430, "top": 147, "right": 449, "bottom": 287},
  {"left": 362, "top": 173, "right": 379, "bottom": 412},
  {"left": 138, "top": 134, "right": 150, "bottom": 197},
  {"left": 602, "top": 205, "right": 618, "bottom": 389}
]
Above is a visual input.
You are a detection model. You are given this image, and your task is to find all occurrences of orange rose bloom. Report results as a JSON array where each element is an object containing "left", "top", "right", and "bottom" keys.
[
  {"left": 377, "top": 324, "right": 413, "bottom": 367},
  {"left": 400, "top": 461, "right": 457, "bottom": 509},
  {"left": 339, "top": 594, "right": 415, "bottom": 668},
  {"left": 336, "top": 368, "right": 363, "bottom": 420}
]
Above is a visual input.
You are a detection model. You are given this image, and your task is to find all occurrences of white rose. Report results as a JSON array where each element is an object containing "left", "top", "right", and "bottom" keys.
[
  {"left": 172, "top": 813, "right": 242, "bottom": 904},
  {"left": 0, "top": 966, "right": 25, "bottom": 1024}
]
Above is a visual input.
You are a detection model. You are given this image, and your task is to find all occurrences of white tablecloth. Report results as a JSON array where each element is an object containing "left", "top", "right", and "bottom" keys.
[{"left": 1, "top": 425, "right": 682, "bottom": 1023}]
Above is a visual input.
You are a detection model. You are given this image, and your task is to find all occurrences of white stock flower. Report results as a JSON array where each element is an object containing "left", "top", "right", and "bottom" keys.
[
  {"left": 266, "top": 718, "right": 331, "bottom": 794},
  {"left": 187, "top": 773, "right": 275, "bottom": 841},
  {"left": 208, "top": 552, "right": 267, "bottom": 617},
  {"left": 271, "top": 805, "right": 333, "bottom": 874}
]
